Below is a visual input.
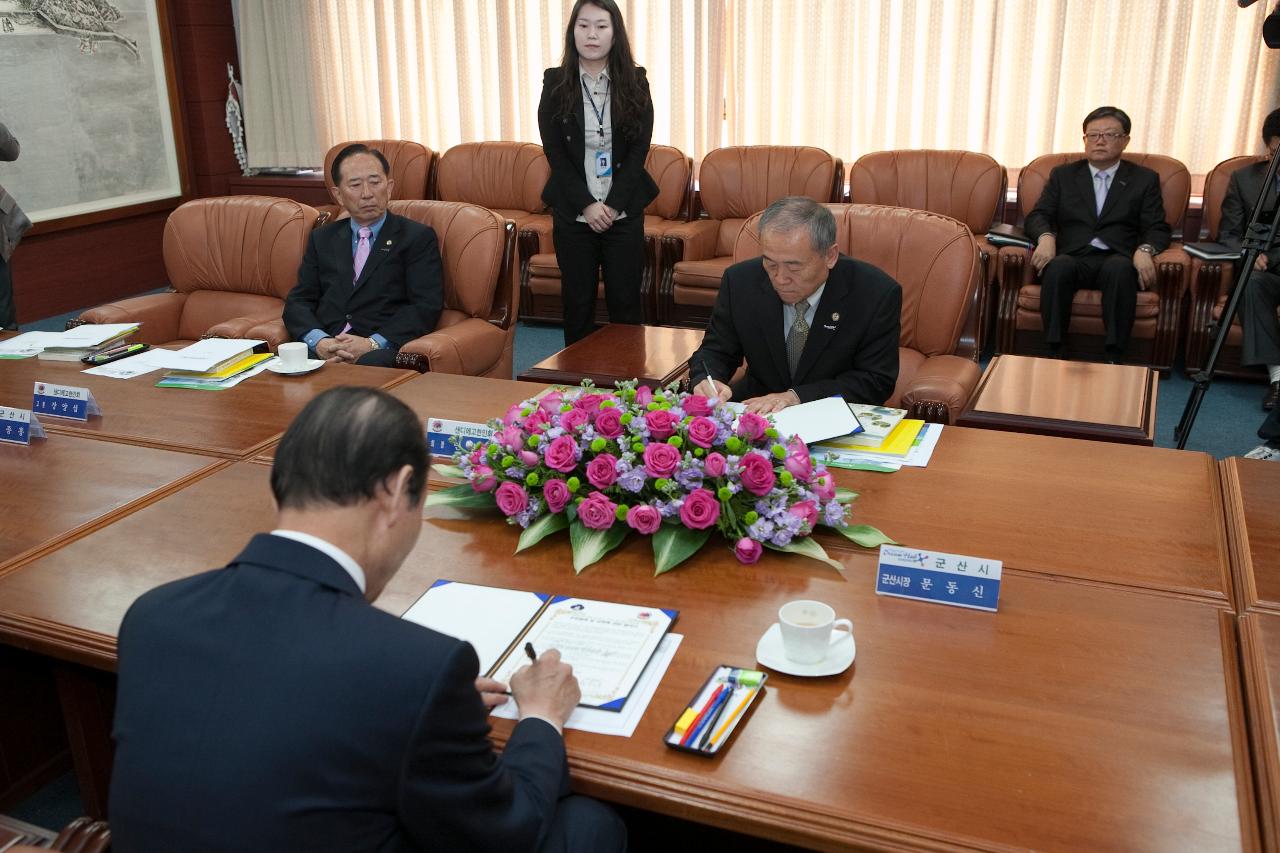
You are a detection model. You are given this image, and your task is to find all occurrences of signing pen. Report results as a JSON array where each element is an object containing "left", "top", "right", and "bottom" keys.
[
  {"left": 680, "top": 683, "right": 727, "bottom": 747},
  {"left": 524, "top": 641, "right": 537, "bottom": 663}
]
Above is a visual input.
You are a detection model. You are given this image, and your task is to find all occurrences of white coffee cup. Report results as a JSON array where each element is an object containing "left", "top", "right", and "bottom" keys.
[
  {"left": 778, "top": 600, "right": 853, "bottom": 664},
  {"left": 277, "top": 341, "right": 308, "bottom": 370}
]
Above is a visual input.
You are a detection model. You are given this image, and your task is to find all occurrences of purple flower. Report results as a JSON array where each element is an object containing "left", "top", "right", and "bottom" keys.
[
  {"left": 626, "top": 504, "right": 663, "bottom": 534},
  {"left": 495, "top": 481, "right": 529, "bottom": 517},
  {"left": 679, "top": 487, "right": 721, "bottom": 530},
  {"left": 686, "top": 415, "right": 718, "bottom": 448},
  {"left": 643, "top": 442, "right": 681, "bottom": 478},
  {"left": 823, "top": 500, "right": 848, "bottom": 527},
  {"left": 770, "top": 528, "right": 794, "bottom": 547},
  {"left": 578, "top": 491, "right": 617, "bottom": 530},
  {"left": 544, "top": 435, "right": 579, "bottom": 473},
  {"left": 739, "top": 451, "right": 776, "bottom": 495},
  {"left": 748, "top": 518, "right": 776, "bottom": 540},
  {"left": 543, "top": 479, "right": 571, "bottom": 514},
  {"left": 617, "top": 467, "right": 646, "bottom": 492},
  {"left": 735, "top": 537, "right": 763, "bottom": 564},
  {"left": 586, "top": 453, "right": 620, "bottom": 489},
  {"left": 674, "top": 465, "right": 704, "bottom": 490}
]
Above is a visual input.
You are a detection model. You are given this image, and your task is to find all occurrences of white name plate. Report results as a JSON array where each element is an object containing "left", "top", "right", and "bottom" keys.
[
  {"left": 875, "top": 545, "right": 1002, "bottom": 612},
  {"left": 0, "top": 406, "right": 47, "bottom": 445},
  {"left": 33, "top": 381, "right": 102, "bottom": 422}
]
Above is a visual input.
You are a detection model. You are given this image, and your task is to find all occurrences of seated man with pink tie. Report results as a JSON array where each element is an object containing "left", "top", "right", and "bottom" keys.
[{"left": 284, "top": 143, "right": 443, "bottom": 367}]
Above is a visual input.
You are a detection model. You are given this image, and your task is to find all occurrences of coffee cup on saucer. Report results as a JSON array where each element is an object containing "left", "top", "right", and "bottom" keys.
[
  {"left": 277, "top": 341, "right": 308, "bottom": 371},
  {"left": 778, "top": 600, "right": 853, "bottom": 665}
]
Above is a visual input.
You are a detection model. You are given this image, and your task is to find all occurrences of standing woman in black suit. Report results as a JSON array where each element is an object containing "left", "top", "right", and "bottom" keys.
[{"left": 538, "top": 0, "right": 658, "bottom": 346}]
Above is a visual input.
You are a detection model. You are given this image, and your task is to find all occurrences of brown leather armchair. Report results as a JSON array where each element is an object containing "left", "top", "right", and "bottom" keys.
[
  {"left": 658, "top": 145, "right": 843, "bottom": 328},
  {"left": 995, "top": 152, "right": 1191, "bottom": 370},
  {"left": 1185, "top": 154, "right": 1267, "bottom": 377},
  {"left": 523, "top": 144, "right": 692, "bottom": 323},
  {"left": 73, "top": 196, "right": 319, "bottom": 350},
  {"left": 317, "top": 139, "right": 435, "bottom": 220},
  {"left": 733, "top": 204, "right": 982, "bottom": 423},
  {"left": 10, "top": 817, "right": 110, "bottom": 852},
  {"left": 848, "top": 149, "right": 1005, "bottom": 353},
  {"left": 429, "top": 141, "right": 552, "bottom": 322}
]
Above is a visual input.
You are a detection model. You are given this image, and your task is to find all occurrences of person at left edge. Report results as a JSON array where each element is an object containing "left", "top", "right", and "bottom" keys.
[
  {"left": 283, "top": 143, "right": 443, "bottom": 367},
  {"left": 0, "top": 121, "right": 30, "bottom": 331},
  {"left": 538, "top": 0, "right": 658, "bottom": 346}
]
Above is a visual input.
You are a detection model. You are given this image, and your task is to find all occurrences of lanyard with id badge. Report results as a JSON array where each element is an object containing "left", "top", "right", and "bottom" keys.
[{"left": 582, "top": 77, "right": 612, "bottom": 178}]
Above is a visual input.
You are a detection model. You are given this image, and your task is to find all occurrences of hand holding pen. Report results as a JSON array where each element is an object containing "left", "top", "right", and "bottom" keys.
[
  {"left": 508, "top": 645, "right": 580, "bottom": 730},
  {"left": 695, "top": 356, "right": 733, "bottom": 403}
]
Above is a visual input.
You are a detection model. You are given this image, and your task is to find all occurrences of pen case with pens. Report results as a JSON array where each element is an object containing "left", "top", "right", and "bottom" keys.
[{"left": 664, "top": 665, "right": 767, "bottom": 756}]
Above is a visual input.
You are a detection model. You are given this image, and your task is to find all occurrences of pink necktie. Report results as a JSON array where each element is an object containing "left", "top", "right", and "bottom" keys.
[{"left": 353, "top": 227, "right": 372, "bottom": 284}]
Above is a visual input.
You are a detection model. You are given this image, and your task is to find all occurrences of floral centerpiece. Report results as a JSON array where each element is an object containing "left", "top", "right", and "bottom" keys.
[{"left": 427, "top": 381, "right": 894, "bottom": 574}]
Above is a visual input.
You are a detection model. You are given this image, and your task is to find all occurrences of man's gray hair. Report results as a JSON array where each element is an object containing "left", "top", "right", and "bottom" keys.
[{"left": 758, "top": 197, "right": 837, "bottom": 253}]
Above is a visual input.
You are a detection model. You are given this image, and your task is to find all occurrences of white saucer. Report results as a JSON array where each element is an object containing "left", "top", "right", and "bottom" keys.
[
  {"left": 265, "top": 358, "right": 325, "bottom": 376},
  {"left": 755, "top": 623, "right": 856, "bottom": 677}
]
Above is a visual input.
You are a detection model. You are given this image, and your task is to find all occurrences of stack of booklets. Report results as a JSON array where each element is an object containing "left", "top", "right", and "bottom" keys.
[
  {"left": 37, "top": 323, "right": 140, "bottom": 360},
  {"left": 812, "top": 404, "right": 943, "bottom": 470},
  {"left": 150, "top": 339, "right": 272, "bottom": 390}
]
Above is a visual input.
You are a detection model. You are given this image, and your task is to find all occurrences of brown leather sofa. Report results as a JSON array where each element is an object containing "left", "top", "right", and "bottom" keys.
[
  {"left": 995, "top": 152, "right": 1191, "bottom": 370},
  {"left": 9, "top": 817, "right": 110, "bottom": 853},
  {"left": 430, "top": 141, "right": 551, "bottom": 321},
  {"left": 523, "top": 144, "right": 692, "bottom": 324},
  {"left": 658, "top": 145, "right": 844, "bottom": 327},
  {"left": 848, "top": 149, "right": 1005, "bottom": 353},
  {"left": 734, "top": 204, "right": 982, "bottom": 423},
  {"left": 73, "top": 196, "right": 319, "bottom": 350},
  {"left": 1185, "top": 154, "right": 1267, "bottom": 378},
  {"left": 317, "top": 139, "right": 435, "bottom": 220}
]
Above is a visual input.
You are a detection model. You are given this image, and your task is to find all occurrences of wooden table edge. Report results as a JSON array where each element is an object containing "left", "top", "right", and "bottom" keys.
[
  {"left": 1221, "top": 610, "right": 1266, "bottom": 852},
  {"left": 1237, "top": 614, "right": 1278, "bottom": 851}
]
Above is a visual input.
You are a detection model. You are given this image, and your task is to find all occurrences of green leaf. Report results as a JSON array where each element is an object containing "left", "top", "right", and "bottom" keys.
[
  {"left": 652, "top": 525, "right": 711, "bottom": 576},
  {"left": 568, "top": 520, "right": 629, "bottom": 573},
  {"left": 432, "top": 463, "right": 466, "bottom": 479},
  {"left": 424, "top": 483, "right": 499, "bottom": 510},
  {"left": 832, "top": 523, "right": 898, "bottom": 548},
  {"left": 834, "top": 487, "right": 859, "bottom": 502},
  {"left": 516, "top": 512, "right": 569, "bottom": 553},
  {"left": 766, "top": 536, "right": 845, "bottom": 572}
]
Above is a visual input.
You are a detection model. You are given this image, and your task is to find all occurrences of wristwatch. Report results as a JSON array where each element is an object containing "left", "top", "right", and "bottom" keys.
[
  {"left": 368, "top": 337, "right": 382, "bottom": 350},
  {"left": 1137, "top": 244, "right": 1157, "bottom": 256}
]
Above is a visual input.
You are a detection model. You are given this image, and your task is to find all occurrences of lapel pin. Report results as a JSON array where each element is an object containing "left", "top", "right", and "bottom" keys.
[
  {"left": 823, "top": 324, "right": 837, "bottom": 331},
  {"left": 831, "top": 312, "right": 840, "bottom": 322},
  {"left": 385, "top": 240, "right": 392, "bottom": 246}
]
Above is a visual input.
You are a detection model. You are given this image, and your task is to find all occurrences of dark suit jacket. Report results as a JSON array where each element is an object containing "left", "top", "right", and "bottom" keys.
[
  {"left": 283, "top": 212, "right": 443, "bottom": 349},
  {"left": 110, "top": 534, "right": 569, "bottom": 853},
  {"left": 0, "top": 122, "right": 29, "bottom": 263},
  {"left": 1219, "top": 160, "right": 1280, "bottom": 268},
  {"left": 1024, "top": 159, "right": 1171, "bottom": 258},
  {"left": 689, "top": 255, "right": 901, "bottom": 405},
  {"left": 537, "top": 67, "right": 658, "bottom": 220}
]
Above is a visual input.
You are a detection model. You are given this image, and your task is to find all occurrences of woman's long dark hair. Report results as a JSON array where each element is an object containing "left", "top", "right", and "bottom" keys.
[{"left": 551, "top": 0, "right": 649, "bottom": 137}]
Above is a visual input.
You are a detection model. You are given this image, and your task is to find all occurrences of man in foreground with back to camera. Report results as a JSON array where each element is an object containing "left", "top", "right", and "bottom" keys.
[
  {"left": 109, "top": 387, "right": 626, "bottom": 852},
  {"left": 1025, "top": 105, "right": 1171, "bottom": 364},
  {"left": 284, "top": 144, "right": 444, "bottom": 367},
  {"left": 688, "top": 196, "right": 901, "bottom": 413}
]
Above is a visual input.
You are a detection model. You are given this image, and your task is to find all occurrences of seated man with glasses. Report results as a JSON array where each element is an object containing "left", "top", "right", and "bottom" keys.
[{"left": 1025, "top": 106, "right": 1170, "bottom": 363}]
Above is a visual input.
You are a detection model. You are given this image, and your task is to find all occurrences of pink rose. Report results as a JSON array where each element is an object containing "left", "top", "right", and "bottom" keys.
[
  {"left": 468, "top": 447, "right": 485, "bottom": 466},
  {"left": 577, "top": 491, "right": 617, "bottom": 530},
  {"left": 686, "top": 416, "right": 718, "bottom": 448},
  {"left": 523, "top": 409, "right": 550, "bottom": 434},
  {"left": 626, "top": 504, "right": 662, "bottom": 534},
  {"left": 703, "top": 452, "right": 727, "bottom": 478},
  {"left": 543, "top": 479, "right": 571, "bottom": 514},
  {"left": 738, "top": 451, "right": 776, "bottom": 495},
  {"left": 643, "top": 442, "right": 681, "bottom": 478},
  {"left": 559, "top": 408, "right": 589, "bottom": 432},
  {"left": 735, "top": 537, "right": 763, "bottom": 564},
  {"left": 737, "top": 412, "right": 770, "bottom": 442},
  {"left": 783, "top": 450, "right": 812, "bottom": 482},
  {"left": 537, "top": 392, "right": 564, "bottom": 413},
  {"left": 634, "top": 385, "right": 654, "bottom": 406},
  {"left": 518, "top": 450, "right": 539, "bottom": 468},
  {"left": 502, "top": 403, "right": 523, "bottom": 425},
  {"left": 586, "top": 453, "right": 619, "bottom": 489},
  {"left": 494, "top": 481, "right": 528, "bottom": 516},
  {"left": 594, "top": 407, "right": 624, "bottom": 439},
  {"left": 574, "top": 393, "right": 606, "bottom": 413},
  {"left": 471, "top": 465, "right": 497, "bottom": 492},
  {"left": 544, "top": 435, "right": 579, "bottom": 472},
  {"left": 683, "top": 395, "right": 713, "bottom": 416},
  {"left": 812, "top": 471, "right": 836, "bottom": 501},
  {"left": 679, "top": 487, "right": 720, "bottom": 530},
  {"left": 788, "top": 499, "right": 818, "bottom": 529},
  {"left": 500, "top": 425, "right": 525, "bottom": 451},
  {"left": 644, "top": 409, "right": 678, "bottom": 440}
]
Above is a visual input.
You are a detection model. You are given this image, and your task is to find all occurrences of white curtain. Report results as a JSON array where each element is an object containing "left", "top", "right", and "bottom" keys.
[{"left": 241, "top": 0, "right": 1280, "bottom": 174}]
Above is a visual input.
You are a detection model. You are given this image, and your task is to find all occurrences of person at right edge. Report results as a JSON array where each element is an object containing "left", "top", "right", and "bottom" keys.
[
  {"left": 538, "top": 0, "right": 658, "bottom": 347},
  {"left": 1024, "top": 106, "right": 1170, "bottom": 364},
  {"left": 0, "top": 121, "right": 30, "bottom": 331},
  {"left": 1220, "top": 107, "right": 1280, "bottom": 412}
]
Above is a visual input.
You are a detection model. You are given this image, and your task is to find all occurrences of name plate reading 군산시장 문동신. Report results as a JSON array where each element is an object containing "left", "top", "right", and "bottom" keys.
[
  {"left": 32, "top": 382, "right": 102, "bottom": 422},
  {"left": 0, "top": 406, "right": 47, "bottom": 446},
  {"left": 875, "top": 545, "right": 1002, "bottom": 612}
]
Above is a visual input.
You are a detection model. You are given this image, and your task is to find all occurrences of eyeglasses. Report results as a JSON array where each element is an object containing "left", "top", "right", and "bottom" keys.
[{"left": 1084, "top": 131, "right": 1127, "bottom": 142}]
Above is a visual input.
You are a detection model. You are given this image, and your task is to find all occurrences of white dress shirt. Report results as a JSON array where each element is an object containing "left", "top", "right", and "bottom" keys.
[{"left": 271, "top": 529, "right": 367, "bottom": 594}]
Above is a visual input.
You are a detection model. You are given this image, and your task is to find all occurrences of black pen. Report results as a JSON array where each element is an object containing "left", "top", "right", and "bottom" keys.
[{"left": 524, "top": 641, "right": 537, "bottom": 663}]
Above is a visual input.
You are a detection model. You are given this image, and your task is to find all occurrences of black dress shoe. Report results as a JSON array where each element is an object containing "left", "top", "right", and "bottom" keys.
[{"left": 1264, "top": 381, "right": 1280, "bottom": 411}]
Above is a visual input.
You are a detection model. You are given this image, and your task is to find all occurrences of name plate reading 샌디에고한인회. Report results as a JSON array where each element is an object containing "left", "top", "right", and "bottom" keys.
[
  {"left": 426, "top": 418, "right": 493, "bottom": 457},
  {"left": 875, "top": 545, "right": 1002, "bottom": 612},
  {"left": 32, "top": 382, "right": 102, "bottom": 422},
  {"left": 0, "top": 406, "right": 47, "bottom": 446}
]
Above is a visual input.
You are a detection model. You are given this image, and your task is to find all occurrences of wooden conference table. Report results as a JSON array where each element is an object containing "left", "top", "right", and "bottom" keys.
[{"left": 0, "top": 373, "right": 1256, "bottom": 850}]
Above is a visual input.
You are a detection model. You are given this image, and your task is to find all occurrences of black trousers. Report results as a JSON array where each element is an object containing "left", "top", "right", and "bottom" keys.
[
  {"left": 354, "top": 346, "right": 398, "bottom": 367},
  {"left": 1242, "top": 268, "right": 1280, "bottom": 367},
  {"left": 1039, "top": 248, "right": 1138, "bottom": 351},
  {"left": 552, "top": 212, "right": 644, "bottom": 346},
  {"left": 0, "top": 254, "right": 16, "bottom": 330},
  {"left": 537, "top": 794, "right": 627, "bottom": 853}
]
